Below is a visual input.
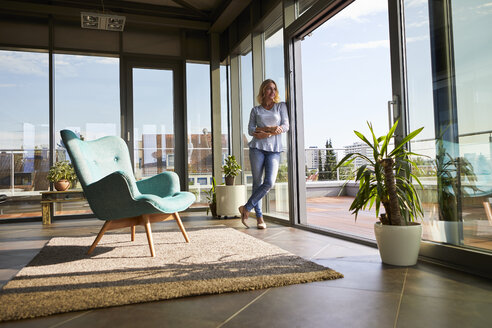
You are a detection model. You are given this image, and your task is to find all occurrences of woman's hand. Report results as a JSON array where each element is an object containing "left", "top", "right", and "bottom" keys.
[
  {"left": 253, "top": 131, "right": 271, "bottom": 139},
  {"left": 272, "top": 126, "right": 283, "bottom": 134},
  {"left": 255, "top": 126, "right": 283, "bottom": 135}
]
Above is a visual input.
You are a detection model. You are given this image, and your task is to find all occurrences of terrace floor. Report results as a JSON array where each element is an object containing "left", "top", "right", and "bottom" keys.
[
  {"left": 1, "top": 213, "right": 491, "bottom": 327},
  {"left": 304, "top": 196, "right": 492, "bottom": 251}
]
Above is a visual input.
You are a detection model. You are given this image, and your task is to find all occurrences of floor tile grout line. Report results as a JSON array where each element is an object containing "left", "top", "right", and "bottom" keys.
[
  {"left": 393, "top": 268, "right": 408, "bottom": 328},
  {"left": 48, "top": 310, "right": 93, "bottom": 328},
  {"left": 262, "top": 230, "right": 286, "bottom": 241},
  {"left": 216, "top": 289, "right": 271, "bottom": 328},
  {"left": 308, "top": 243, "right": 332, "bottom": 260}
]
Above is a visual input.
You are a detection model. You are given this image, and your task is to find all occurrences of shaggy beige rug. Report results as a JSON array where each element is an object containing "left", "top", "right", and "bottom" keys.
[{"left": 0, "top": 226, "right": 343, "bottom": 321}]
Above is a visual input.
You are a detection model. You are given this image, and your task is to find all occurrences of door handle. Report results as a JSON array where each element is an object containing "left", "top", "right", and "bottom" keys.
[{"left": 387, "top": 95, "right": 399, "bottom": 129}]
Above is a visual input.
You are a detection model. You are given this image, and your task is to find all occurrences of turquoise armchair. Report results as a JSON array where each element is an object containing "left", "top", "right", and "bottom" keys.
[{"left": 60, "top": 130, "right": 195, "bottom": 257}]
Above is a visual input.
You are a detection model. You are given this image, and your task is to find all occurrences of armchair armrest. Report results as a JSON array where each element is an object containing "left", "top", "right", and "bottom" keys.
[
  {"left": 136, "top": 171, "right": 181, "bottom": 198},
  {"left": 84, "top": 170, "right": 142, "bottom": 219}
]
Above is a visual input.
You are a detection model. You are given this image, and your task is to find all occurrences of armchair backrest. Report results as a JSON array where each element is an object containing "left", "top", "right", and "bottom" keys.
[{"left": 60, "top": 130, "right": 135, "bottom": 188}]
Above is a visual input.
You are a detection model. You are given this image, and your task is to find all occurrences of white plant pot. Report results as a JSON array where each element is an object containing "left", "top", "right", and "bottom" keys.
[
  {"left": 216, "top": 185, "right": 246, "bottom": 217},
  {"left": 374, "top": 222, "right": 422, "bottom": 266}
]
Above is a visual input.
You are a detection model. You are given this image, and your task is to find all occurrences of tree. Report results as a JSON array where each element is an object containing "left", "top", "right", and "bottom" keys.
[
  {"left": 318, "top": 148, "right": 328, "bottom": 180},
  {"left": 324, "top": 139, "right": 337, "bottom": 180}
]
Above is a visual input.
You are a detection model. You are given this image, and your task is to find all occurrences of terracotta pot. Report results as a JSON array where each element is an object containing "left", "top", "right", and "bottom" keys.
[
  {"left": 54, "top": 179, "right": 70, "bottom": 191},
  {"left": 225, "top": 176, "right": 235, "bottom": 186},
  {"left": 209, "top": 202, "right": 217, "bottom": 217}
]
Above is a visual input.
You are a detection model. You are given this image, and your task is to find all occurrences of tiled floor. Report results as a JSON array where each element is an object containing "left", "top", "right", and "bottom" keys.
[{"left": 0, "top": 213, "right": 491, "bottom": 328}]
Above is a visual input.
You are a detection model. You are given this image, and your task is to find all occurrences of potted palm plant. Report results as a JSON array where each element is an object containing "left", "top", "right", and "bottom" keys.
[
  {"left": 47, "top": 160, "right": 77, "bottom": 191},
  {"left": 336, "top": 121, "right": 425, "bottom": 266},
  {"left": 222, "top": 155, "right": 241, "bottom": 186}
]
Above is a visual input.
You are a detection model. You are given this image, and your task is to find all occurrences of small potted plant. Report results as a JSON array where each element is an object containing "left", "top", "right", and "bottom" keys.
[
  {"left": 204, "top": 177, "right": 217, "bottom": 217},
  {"left": 222, "top": 155, "right": 241, "bottom": 185},
  {"left": 47, "top": 160, "right": 77, "bottom": 191},
  {"left": 336, "top": 120, "right": 425, "bottom": 266}
]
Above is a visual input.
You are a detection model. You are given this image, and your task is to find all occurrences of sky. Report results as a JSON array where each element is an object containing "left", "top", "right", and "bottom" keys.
[{"left": 300, "top": 0, "right": 392, "bottom": 149}]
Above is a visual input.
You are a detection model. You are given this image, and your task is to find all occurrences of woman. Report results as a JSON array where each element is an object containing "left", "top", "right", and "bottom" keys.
[{"left": 239, "top": 79, "right": 289, "bottom": 229}]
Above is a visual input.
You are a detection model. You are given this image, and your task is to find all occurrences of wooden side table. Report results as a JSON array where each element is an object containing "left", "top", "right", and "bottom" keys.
[
  {"left": 41, "top": 190, "right": 86, "bottom": 224},
  {"left": 216, "top": 185, "right": 246, "bottom": 217}
]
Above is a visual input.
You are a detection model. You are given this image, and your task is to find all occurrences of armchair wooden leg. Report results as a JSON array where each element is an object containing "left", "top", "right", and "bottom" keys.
[
  {"left": 88, "top": 213, "right": 188, "bottom": 256},
  {"left": 143, "top": 215, "right": 156, "bottom": 257},
  {"left": 88, "top": 220, "right": 112, "bottom": 255},
  {"left": 174, "top": 212, "right": 190, "bottom": 243}
]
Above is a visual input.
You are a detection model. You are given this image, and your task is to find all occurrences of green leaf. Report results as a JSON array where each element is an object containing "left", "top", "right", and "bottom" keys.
[
  {"left": 381, "top": 120, "right": 398, "bottom": 157},
  {"left": 354, "top": 130, "right": 376, "bottom": 151},
  {"left": 390, "top": 126, "right": 424, "bottom": 156}
]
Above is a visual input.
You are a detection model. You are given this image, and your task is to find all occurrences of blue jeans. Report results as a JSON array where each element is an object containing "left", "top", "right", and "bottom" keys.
[{"left": 244, "top": 147, "right": 281, "bottom": 218}]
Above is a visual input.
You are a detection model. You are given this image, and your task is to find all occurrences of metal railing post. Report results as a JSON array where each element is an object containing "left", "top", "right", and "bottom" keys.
[{"left": 10, "top": 151, "right": 14, "bottom": 195}]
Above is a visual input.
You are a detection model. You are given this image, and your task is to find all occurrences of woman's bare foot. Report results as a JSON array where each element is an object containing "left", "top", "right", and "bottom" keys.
[
  {"left": 239, "top": 206, "right": 250, "bottom": 228},
  {"left": 257, "top": 217, "right": 266, "bottom": 229}
]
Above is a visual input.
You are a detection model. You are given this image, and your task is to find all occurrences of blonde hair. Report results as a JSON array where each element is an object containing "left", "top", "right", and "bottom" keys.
[{"left": 256, "top": 79, "right": 280, "bottom": 104}]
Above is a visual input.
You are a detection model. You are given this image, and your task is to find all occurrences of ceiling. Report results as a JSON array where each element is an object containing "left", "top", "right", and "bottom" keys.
[{"left": 0, "top": 0, "right": 253, "bottom": 32}]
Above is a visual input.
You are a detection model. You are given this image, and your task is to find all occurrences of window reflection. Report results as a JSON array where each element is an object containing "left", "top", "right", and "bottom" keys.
[
  {"left": 265, "top": 25, "right": 289, "bottom": 219},
  {"left": 133, "top": 68, "right": 173, "bottom": 180},
  {"left": 186, "top": 63, "right": 212, "bottom": 205},
  {"left": 0, "top": 50, "right": 49, "bottom": 219},
  {"left": 221, "top": 64, "right": 231, "bottom": 181},
  {"left": 405, "top": 0, "right": 492, "bottom": 251},
  {"left": 240, "top": 52, "right": 254, "bottom": 185},
  {"left": 55, "top": 54, "right": 120, "bottom": 217}
]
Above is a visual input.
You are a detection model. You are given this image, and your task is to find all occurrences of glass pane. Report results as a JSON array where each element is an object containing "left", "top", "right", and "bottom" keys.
[
  {"left": 405, "top": 0, "right": 492, "bottom": 252},
  {"left": 55, "top": 54, "right": 120, "bottom": 217},
  {"left": 299, "top": 0, "right": 391, "bottom": 239},
  {"left": 186, "top": 63, "right": 211, "bottom": 206},
  {"left": 404, "top": 0, "right": 439, "bottom": 241},
  {"left": 453, "top": 0, "right": 492, "bottom": 251},
  {"left": 298, "top": 0, "right": 317, "bottom": 16},
  {"left": 265, "top": 26, "right": 289, "bottom": 219},
  {"left": 220, "top": 65, "right": 230, "bottom": 175},
  {"left": 133, "top": 68, "right": 174, "bottom": 180},
  {"left": 265, "top": 28, "right": 286, "bottom": 103},
  {"left": 0, "top": 50, "right": 49, "bottom": 220},
  {"left": 240, "top": 52, "right": 254, "bottom": 187}
]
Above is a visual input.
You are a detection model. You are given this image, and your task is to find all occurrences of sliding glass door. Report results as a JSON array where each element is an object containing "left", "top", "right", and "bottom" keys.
[
  {"left": 295, "top": 0, "right": 392, "bottom": 239},
  {"left": 132, "top": 68, "right": 175, "bottom": 179},
  {"left": 404, "top": 0, "right": 492, "bottom": 252},
  {"left": 125, "top": 59, "right": 186, "bottom": 192}
]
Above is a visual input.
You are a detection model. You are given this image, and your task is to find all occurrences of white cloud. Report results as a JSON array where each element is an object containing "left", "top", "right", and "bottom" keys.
[
  {"left": 406, "top": 35, "right": 429, "bottom": 43},
  {"left": 341, "top": 39, "right": 389, "bottom": 52},
  {"left": 0, "top": 83, "right": 16, "bottom": 87},
  {"left": 406, "top": 20, "right": 428, "bottom": 28},
  {"left": 95, "top": 57, "right": 118, "bottom": 64},
  {"left": 0, "top": 51, "right": 48, "bottom": 76},
  {"left": 330, "top": 0, "right": 387, "bottom": 24},
  {"left": 405, "top": 0, "right": 428, "bottom": 8},
  {"left": 339, "top": 36, "right": 427, "bottom": 53},
  {"left": 477, "top": 2, "right": 492, "bottom": 8},
  {"left": 325, "top": 54, "right": 366, "bottom": 62},
  {"left": 265, "top": 30, "right": 283, "bottom": 48},
  {"left": 54, "top": 54, "right": 118, "bottom": 78}
]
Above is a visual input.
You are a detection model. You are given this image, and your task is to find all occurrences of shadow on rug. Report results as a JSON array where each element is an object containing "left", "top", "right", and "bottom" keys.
[{"left": 0, "top": 226, "right": 343, "bottom": 321}]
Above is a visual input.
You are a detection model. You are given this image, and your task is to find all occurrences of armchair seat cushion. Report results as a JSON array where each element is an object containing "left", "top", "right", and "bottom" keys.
[{"left": 135, "top": 192, "right": 196, "bottom": 215}]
